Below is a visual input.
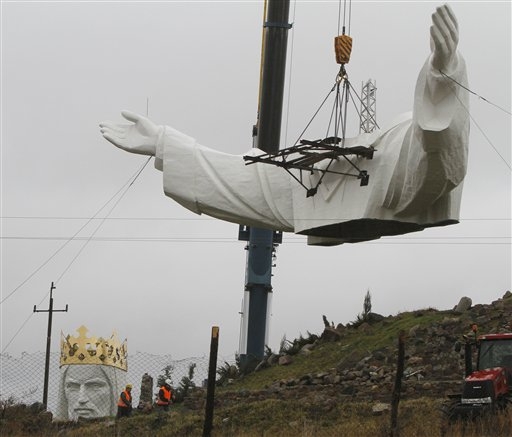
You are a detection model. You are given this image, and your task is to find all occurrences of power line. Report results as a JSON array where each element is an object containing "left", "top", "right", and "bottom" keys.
[
  {"left": 54, "top": 157, "right": 152, "bottom": 285},
  {"left": 2, "top": 216, "right": 511, "bottom": 221},
  {"left": 1, "top": 158, "right": 152, "bottom": 353},
  {"left": 1, "top": 235, "right": 509, "bottom": 245},
  {"left": 0, "top": 158, "right": 152, "bottom": 306},
  {"left": 1, "top": 292, "right": 48, "bottom": 354},
  {"left": 1, "top": 235, "right": 510, "bottom": 240},
  {"left": 1, "top": 216, "right": 213, "bottom": 220}
]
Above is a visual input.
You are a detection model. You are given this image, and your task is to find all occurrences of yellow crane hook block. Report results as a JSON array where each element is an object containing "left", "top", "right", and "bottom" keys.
[{"left": 334, "top": 34, "right": 352, "bottom": 64}]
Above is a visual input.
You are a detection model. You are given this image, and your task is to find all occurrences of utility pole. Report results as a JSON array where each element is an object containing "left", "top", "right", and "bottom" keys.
[
  {"left": 33, "top": 282, "right": 68, "bottom": 408},
  {"left": 239, "top": 0, "right": 290, "bottom": 371}
]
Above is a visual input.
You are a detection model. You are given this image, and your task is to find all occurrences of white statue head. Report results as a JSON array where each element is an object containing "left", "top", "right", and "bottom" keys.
[
  {"left": 55, "top": 326, "right": 128, "bottom": 420},
  {"left": 55, "top": 364, "right": 125, "bottom": 421}
]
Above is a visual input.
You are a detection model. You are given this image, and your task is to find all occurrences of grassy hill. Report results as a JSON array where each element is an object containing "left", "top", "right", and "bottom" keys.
[{"left": 2, "top": 291, "right": 511, "bottom": 436}]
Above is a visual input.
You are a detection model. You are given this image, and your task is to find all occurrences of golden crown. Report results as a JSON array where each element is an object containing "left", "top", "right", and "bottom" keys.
[{"left": 60, "top": 325, "right": 128, "bottom": 371}]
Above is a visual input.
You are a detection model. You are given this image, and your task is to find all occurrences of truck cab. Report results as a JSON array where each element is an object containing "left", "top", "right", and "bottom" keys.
[{"left": 477, "top": 334, "right": 512, "bottom": 376}]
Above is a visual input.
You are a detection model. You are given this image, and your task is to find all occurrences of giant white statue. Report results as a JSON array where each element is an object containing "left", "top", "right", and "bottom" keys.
[
  {"left": 100, "top": 5, "right": 468, "bottom": 246},
  {"left": 55, "top": 326, "right": 127, "bottom": 421}
]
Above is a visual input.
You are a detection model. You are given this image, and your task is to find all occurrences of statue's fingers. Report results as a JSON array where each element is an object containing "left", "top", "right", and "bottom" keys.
[
  {"left": 430, "top": 26, "right": 449, "bottom": 70},
  {"left": 102, "top": 132, "right": 130, "bottom": 151},
  {"left": 430, "top": 25, "right": 446, "bottom": 54},
  {"left": 101, "top": 127, "right": 125, "bottom": 141},
  {"left": 432, "top": 14, "right": 457, "bottom": 60},
  {"left": 121, "top": 110, "right": 144, "bottom": 124},
  {"left": 102, "top": 133, "right": 121, "bottom": 147},
  {"left": 437, "top": 5, "right": 459, "bottom": 45},
  {"left": 442, "top": 4, "right": 458, "bottom": 33},
  {"left": 108, "top": 124, "right": 129, "bottom": 135},
  {"left": 432, "top": 11, "right": 451, "bottom": 45},
  {"left": 100, "top": 124, "right": 124, "bottom": 136},
  {"left": 99, "top": 122, "right": 126, "bottom": 134}
]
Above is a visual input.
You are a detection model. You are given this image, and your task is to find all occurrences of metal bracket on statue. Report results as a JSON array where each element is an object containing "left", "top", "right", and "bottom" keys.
[
  {"left": 358, "top": 170, "right": 370, "bottom": 186},
  {"left": 243, "top": 138, "right": 374, "bottom": 196}
]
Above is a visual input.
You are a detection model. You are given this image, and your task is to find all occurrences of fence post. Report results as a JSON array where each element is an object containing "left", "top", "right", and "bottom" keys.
[
  {"left": 390, "top": 330, "right": 406, "bottom": 437},
  {"left": 203, "top": 326, "right": 219, "bottom": 437}
]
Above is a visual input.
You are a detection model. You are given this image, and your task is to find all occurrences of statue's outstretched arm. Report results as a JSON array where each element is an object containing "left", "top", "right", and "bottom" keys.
[
  {"left": 417, "top": 4, "right": 465, "bottom": 134},
  {"left": 99, "top": 111, "right": 294, "bottom": 230},
  {"left": 391, "top": 4, "right": 469, "bottom": 216}
]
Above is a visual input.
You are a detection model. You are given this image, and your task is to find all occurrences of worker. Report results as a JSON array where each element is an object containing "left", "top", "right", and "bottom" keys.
[
  {"left": 156, "top": 379, "right": 173, "bottom": 412},
  {"left": 117, "top": 383, "right": 133, "bottom": 419}
]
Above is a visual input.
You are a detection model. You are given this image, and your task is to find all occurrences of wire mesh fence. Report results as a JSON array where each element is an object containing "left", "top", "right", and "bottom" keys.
[{"left": 0, "top": 351, "right": 235, "bottom": 419}]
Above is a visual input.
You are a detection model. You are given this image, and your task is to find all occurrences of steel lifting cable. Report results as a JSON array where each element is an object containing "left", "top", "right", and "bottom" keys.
[
  {"left": 244, "top": 0, "right": 371, "bottom": 194},
  {"left": 439, "top": 70, "right": 512, "bottom": 117},
  {"left": 435, "top": 70, "right": 511, "bottom": 172},
  {"left": 290, "top": 83, "right": 338, "bottom": 148},
  {"left": 283, "top": 0, "right": 356, "bottom": 150},
  {"left": 338, "top": 0, "right": 352, "bottom": 36}
]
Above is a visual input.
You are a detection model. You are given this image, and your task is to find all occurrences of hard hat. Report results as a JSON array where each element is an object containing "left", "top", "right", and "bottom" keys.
[
  {"left": 165, "top": 379, "right": 172, "bottom": 386},
  {"left": 126, "top": 384, "right": 132, "bottom": 389}
]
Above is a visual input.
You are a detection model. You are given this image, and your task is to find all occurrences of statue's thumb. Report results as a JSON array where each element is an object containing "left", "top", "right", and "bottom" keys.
[{"left": 121, "top": 110, "right": 141, "bottom": 123}]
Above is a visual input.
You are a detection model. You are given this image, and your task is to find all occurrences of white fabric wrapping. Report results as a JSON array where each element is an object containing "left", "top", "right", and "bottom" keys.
[{"left": 154, "top": 53, "right": 469, "bottom": 246}]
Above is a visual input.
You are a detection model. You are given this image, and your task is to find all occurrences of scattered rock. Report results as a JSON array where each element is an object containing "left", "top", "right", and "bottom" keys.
[
  {"left": 138, "top": 372, "right": 153, "bottom": 410},
  {"left": 29, "top": 402, "right": 46, "bottom": 413},
  {"left": 321, "top": 326, "right": 342, "bottom": 341},
  {"left": 300, "top": 343, "right": 315, "bottom": 355},
  {"left": 268, "top": 354, "right": 280, "bottom": 366},
  {"left": 408, "top": 356, "right": 423, "bottom": 365},
  {"left": 409, "top": 324, "right": 421, "bottom": 337},
  {"left": 358, "top": 322, "right": 371, "bottom": 333},
  {"left": 278, "top": 355, "right": 293, "bottom": 366},
  {"left": 254, "top": 360, "right": 269, "bottom": 372},
  {"left": 372, "top": 402, "right": 390, "bottom": 415},
  {"left": 367, "top": 312, "right": 385, "bottom": 323},
  {"left": 454, "top": 296, "right": 472, "bottom": 313}
]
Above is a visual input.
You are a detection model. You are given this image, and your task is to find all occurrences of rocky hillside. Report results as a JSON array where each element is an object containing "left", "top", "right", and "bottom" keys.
[{"left": 186, "top": 291, "right": 512, "bottom": 411}]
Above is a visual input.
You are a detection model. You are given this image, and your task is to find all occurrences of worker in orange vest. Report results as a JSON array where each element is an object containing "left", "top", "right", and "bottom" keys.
[
  {"left": 156, "top": 379, "right": 173, "bottom": 412},
  {"left": 117, "top": 384, "right": 133, "bottom": 419}
]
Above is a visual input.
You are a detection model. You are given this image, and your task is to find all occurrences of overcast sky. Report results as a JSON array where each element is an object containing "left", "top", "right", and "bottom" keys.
[{"left": 1, "top": 1, "right": 511, "bottom": 363}]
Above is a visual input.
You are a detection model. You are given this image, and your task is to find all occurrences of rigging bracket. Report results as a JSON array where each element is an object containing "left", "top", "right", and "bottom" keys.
[
  {"left": 243, "top": 136, "right": 374, "bottom": 197},
  {"left": 245, "top": 10, "right": 378, "bottom": 198}
]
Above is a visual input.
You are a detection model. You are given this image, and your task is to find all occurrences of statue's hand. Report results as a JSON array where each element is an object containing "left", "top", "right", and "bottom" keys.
[
  {"left": 430, "top": 4, "right": 459, "bottom": 72},
  {"left": 99, "top": 111, "right": 160, "bottom": 156}
]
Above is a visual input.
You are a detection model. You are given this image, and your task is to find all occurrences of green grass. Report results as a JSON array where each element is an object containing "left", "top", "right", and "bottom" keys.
[{"left": 44, "top": 398, "right": 512, "bottom": 437}]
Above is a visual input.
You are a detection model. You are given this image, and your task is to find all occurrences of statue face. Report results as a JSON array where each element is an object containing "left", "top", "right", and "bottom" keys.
[{"left": 64, "top": 365, "right": 112, "bottom": 420}]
